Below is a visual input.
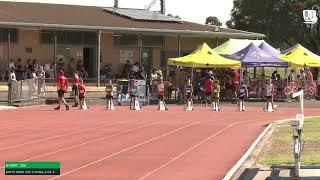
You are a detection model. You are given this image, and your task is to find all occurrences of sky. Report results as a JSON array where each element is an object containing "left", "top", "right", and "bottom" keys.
[{"left": 1, "top": 0, "right": 234, "bottom": 26}]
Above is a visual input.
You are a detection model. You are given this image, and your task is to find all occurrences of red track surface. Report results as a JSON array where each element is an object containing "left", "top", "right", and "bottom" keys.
[{"left": 0, "top": 105, "right": 318, "bottom": 180}]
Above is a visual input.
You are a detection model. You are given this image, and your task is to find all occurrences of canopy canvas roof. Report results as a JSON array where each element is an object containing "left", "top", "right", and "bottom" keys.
[
  {"left": 213, "top": 39, "right": 264, "bottom": 55},
  {"left": 258, "top": 42, "right": 281, "bottom": 57},
  {"left": 279, "top": 44, "right": 320, "bottom": 67},
  {"left": 168, "top": 43, "right": 241, "bottom": 68},
  {"left": 224, "top": 43, "right": 288, "bottom": 67}
]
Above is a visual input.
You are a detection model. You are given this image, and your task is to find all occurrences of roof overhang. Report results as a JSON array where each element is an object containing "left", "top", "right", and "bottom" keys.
[{"left": 0, "top": 21, "right": 266, "bottom": 39}]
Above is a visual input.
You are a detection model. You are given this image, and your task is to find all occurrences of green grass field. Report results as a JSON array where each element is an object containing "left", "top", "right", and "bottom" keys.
[{"left": 260, "top": 117, "right": 320, "bottom": 166}]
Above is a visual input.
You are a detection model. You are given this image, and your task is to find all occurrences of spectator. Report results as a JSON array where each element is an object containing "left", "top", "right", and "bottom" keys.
[
  {"left": 122, "top": 60, "right": 131, "bottom": 78},
  {"left": 271, "top": 71, "right": 278, "bottom": 80},
  {"left": 9, "top": 59, "right": 15, "bottom": 71},
  {"left": 69, "top": 58, "right": 77, "bottom": 75},
  {"left": 194, "top": 70, "right": 204, "bottom": 101},
  {"left": 243, "top": 70, "right": 251, "bottom": 89},
  {"left": 317, "top": 72, "right": 320, "bottom": 97},
  {"left": 175, "top": 67, "right": 186, "bottom": 103},
  {"left": 79, "top": 67, "right": 88, "bottom": 79},
  {"left": 76, "top": 59, "right": 83, "bottom": 72},
  {"left": 57, "top": 58, "right": 64, "bottom": 72},
  {"left": 104, "top": 64, "right": 113, "bottom": 79},
  {"left": 15, "top": 58, "right": 24, "bottom": 80},
  {"left": 25, "top": 59, "right": 33, "bottom": 79},
  {"left": 287, "top": 69, "right": 295, "bottom": 83},
  {"left": 32, "top": 59, "right": 39, "bottom": 71},
  {"left": 37, "top": 66, "right": 45, "bottom": 96}
]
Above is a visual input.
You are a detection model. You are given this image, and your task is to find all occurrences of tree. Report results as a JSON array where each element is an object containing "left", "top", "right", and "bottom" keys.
[
  {"left": 205, "top": 16, "right": 222, "bottom": 26},
  {"left": 226, "top": 0, "right": 320, "bottom": 52}
]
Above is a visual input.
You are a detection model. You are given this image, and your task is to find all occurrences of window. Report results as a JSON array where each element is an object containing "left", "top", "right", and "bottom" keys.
[
  {"left": 25, "top": 48, "right": 32, "bottom": 53},
  {"left": 0, "top": 29, "right": 18, "bottom": 43},
  {"left": 83, "top": 32, "right": 97, "bottom": 45},
  {"left": 142, "top": 36, "right": 163, "bottom": 47},
  {"left": 114, "top": 34, "right": 138, "bottom": 46},
  {"left": 40, "top": 30, "right": 97, "bottom": 45}
]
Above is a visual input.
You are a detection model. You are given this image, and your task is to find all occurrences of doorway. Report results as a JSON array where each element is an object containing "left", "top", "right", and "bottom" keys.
[
  {"left": 141, "top": 47, "right": 153, "bottom": 75},
  {"left": 83, "top": 47, "right": 96, "bottom": 78}
]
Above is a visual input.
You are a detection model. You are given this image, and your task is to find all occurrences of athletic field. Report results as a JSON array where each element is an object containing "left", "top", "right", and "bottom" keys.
[{"left": 0, "top": 105, "right": 319, "bottom": 180}]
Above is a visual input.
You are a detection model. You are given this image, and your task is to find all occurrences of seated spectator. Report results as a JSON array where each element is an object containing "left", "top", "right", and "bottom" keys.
[
  {"left": 25, "top": 59, "right": 33, "bottom": 79},
  {"left": 32, "top": 59, "right": 39, "bottom": 71}
]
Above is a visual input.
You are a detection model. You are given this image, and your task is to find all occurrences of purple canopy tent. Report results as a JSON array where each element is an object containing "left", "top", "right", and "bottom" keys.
[
  {"left": 258, "top": 41, "right": 281, "bottom": 57},
  {"left": 225, "top": 43, "right": 288, "bottom": 67}
]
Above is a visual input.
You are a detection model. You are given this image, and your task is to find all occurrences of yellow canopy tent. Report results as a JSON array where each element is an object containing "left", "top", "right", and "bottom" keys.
[
  {"left": 279, "top": 44, "right": 320, "bottom": 67},
  {"left": 168, "top": 43, "right": 241, "bottom": 68}
]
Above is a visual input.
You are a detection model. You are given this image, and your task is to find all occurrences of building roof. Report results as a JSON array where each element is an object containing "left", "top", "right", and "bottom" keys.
[{"left": 0, "top": 1, "right": 265, "bottom": 38}]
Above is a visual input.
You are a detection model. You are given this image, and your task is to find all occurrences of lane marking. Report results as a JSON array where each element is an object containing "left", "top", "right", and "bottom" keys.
[
  {"left": 48, "top": 122, "right": 200, "bottom": 180},
  {"left": 0, "top": 120, "right": 134, "bottom": 151},
  {"left": 138, "top": 119, "right": 256, "bottom": 180},
  {"left": 0, "top": 122, "right": 158, "bottom": 169}
]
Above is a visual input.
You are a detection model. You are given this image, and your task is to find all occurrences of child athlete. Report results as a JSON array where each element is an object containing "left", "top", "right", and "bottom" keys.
[
  {"left": 157, "top": 78, "right": 168, "bottom": 110},
  {"left": 237, "top": 80, "right": 248, "bottom": 111},
  {"left": 185, "top": 78, "right": 193, "bottom": 110},
  {"left": 105, "top": 79, "right": 114, "bottom": 110},
  {"left": 212, "top": 80, "right": 221, "bottom": 111}
]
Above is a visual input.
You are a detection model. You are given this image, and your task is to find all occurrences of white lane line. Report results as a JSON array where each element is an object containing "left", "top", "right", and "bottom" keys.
[
  {"left": 0, "top": 120, "right": 129, "bottom": 151},
  {"left": 138, "top": 119, "right": 258, "bottom": 180},
  {"left": 0, "top": 122, "right": 157, "bottom": 169},
  {"left": 48, "top": 122, "right": 200, "bottom": 180}
]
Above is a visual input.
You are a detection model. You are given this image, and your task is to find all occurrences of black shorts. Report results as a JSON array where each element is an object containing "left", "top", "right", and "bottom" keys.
[
  {"left": 158, "top": 95, "right": 164, "bottom": 100},
  {"left": 106, "top": 94, "right": 113, "bottom": 99},
  {"left": 186, "top": 94, "right": 192, "bottom": 99},
  {"left": 79, "top": 95, "right": 85, "bottom": 100},
  {"left": 266, "top": 96, "right": 272, "bottom": 100},
  {"left": 239, "top": 96, "right": 245, "bottom": 100},
  {"left": 57, "top": 90, "right": 65, "bottom": 98},
  {"left": 72, "top": 85, "right": 78, "bottom": 96},
  {"left": 130, "top": 95, "right": 136, "bottom": 98}
]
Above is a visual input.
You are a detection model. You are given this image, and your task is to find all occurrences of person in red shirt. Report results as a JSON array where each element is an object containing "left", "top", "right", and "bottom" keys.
[
  {"left": 231, "top": 68, "right": 239, "bottom": 103},
  {"left": 78, "top": 79, "right": 87, "bottom": 109},
  {"left": 72, "top": 72, "right": 80, "bottom": 107},
  {"left": 204, "top": 72, "right": 214, "bottom": 107},
  {"left": 55, "top": 70, "right": 69, "bottom": 110}
]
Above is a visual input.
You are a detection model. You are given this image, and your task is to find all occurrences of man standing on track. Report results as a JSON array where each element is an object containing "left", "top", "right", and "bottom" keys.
[
  {"left": 55, "top": 70, "right": 69, "bottom": 110},
  {"left": 231, "top": 68, "right": 239, "bottom": 103}
]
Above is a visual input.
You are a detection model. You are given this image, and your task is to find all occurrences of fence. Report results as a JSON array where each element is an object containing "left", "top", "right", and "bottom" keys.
[{"left": 8, "top": 78, "right": 45, "bottom": 104}]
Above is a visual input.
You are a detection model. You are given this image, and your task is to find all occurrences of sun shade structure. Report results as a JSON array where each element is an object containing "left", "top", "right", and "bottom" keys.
[
  {"left": 279, "top": 44, "right": 320, "bottom": 67},
  {"left": 224, "top": 43, "right": 288, "bottom": 67},
  {"left": 168, "top": 43, "right": 241, "bottom": 68},
  {"left": 213, "top": 39, "right": 264, "bottom": 55},
  {"left": 258, "top": 41, "right": 281, "bottom": 57}
]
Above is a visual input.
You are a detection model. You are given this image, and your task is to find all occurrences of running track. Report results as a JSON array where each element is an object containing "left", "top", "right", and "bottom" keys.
[{"left": 0, "top": 105, "right": 318, "bottom": 180}]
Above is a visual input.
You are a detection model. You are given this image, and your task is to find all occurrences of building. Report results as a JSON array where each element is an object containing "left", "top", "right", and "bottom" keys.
[{"left": 0, "top": 0, "right": 265, "bottom": 84}]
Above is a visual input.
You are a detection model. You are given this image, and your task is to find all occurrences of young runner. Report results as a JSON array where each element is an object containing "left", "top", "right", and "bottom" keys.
[
  {"left": 237, "top": 80, "right": 248, "bottom": 111},
  {"left": 72, "top": 72, "right": 80, "bottom": 107},
  {"left": 185, "top": 78, "right": 193, "bottom": 110},
  {"left": 78, "top": 79, "right": 87, "bottom": 109},
  {"left": 128, "top": 79, "right": 138, "bottom": 110},
  {"left": 264, "top": 79, "right": 276, "bottom": 112},
  {"left": 212, "top": 80, "right": 221, "bottom": 111},
  {"left": 55, "top": 70, "right": 69, "bottom": 110},
  {"left": 204, "top": 74, "right": 214, "bottom": 107},
  {"left": 105, "top": 79, "right": 114, "bottom": 110},
  {"left": 157, "top": 78, "right": 168, "bottom": 110}
]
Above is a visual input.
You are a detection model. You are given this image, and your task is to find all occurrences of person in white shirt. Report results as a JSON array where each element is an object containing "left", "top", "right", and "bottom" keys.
[{"left": 264, "top": 79, "right": 276, "bottom": 112}]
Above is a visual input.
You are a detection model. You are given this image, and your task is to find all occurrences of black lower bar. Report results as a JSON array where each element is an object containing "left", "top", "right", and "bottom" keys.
[{"left": 5, "top": 168, "right": 60, "bottom": 175}]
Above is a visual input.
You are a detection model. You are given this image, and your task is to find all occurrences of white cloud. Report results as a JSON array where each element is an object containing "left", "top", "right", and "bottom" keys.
[{"left": 1, "top": 0, "right": 233, "bottom": 26}]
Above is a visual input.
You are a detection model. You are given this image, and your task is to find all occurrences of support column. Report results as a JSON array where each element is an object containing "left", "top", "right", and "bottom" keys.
[
  {"left": 216, "top": 37, "right": 219, "bottom": 47},
  {"left": 177, "top": 34, "right": 181, "bottom": 57},
  {"left": 7, "top": 31, "right": 11, "bottom": 105},
  {"left": 138, "top": 34, "right": 142, "bottom": 65},
  {"left": 97, "top": 30, "right": 101, "bottom": 87},
  {"left": 53, "top": 31, "right": 57, "bottom": 79}
]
